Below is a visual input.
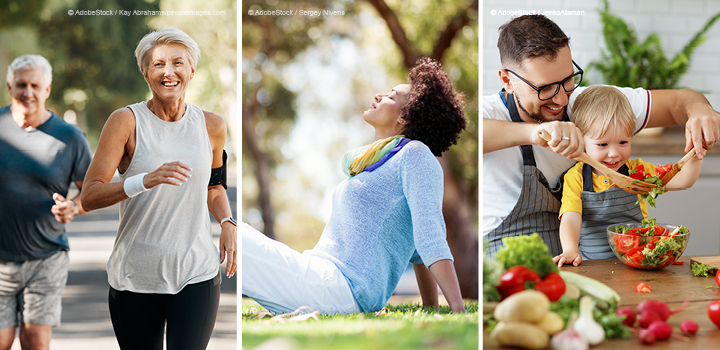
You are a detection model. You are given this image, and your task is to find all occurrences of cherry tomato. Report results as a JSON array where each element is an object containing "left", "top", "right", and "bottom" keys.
[
  {"left": 615, "top": 235, "right": 641, "bottom": 254},
  {"left": 534, "top": 272, "right": 566, "bottom": 302},
  {"left": 635, "top": 282, "right": 652, "bottom": 293},
  {"left": 708, "top": 300, "right": 720, "bottom": 329},
  {"left": 716, "top": 272, "right": 720, "bottom": 289}
]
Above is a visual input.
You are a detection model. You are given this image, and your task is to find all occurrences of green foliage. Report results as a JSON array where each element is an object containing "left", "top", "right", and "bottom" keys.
[
  {"left": 37, "top": 0, "right": 160, "bottom": 144},
  {"left": 590, "top": 0, "right": 720, "bottom": 89},
  {"left": 242, "top": 299, "right": 479, "bottom": 350}
]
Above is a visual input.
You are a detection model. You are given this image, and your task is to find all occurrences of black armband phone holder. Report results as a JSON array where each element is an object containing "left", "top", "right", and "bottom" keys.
[{"left": 208, "top": 150, "right": 227, "bottom": 189}]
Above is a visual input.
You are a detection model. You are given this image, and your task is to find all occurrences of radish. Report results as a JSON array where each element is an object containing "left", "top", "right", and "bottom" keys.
[
  {"left": 636, "top": 298, "right": 691, "bottom": 321},
  {"left": 638, "top": 310, "right": 661, "bottom": 329},
  {"left": 680, "top": 319, "right": 699, "bottom": 336},
  {"left": 647, "top": 321, "right": 673, "bottom": 341},
  {"left": 616, "top": 307, "right": 636, "bottom": 327},
  {"left": 638, "top": 328, "right": 656, "bottom": 345}
]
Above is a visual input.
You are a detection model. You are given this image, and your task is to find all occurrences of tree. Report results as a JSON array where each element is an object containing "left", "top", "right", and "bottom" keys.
[{"left": 241, "top": 0, "right": 358, "bottom": 238}]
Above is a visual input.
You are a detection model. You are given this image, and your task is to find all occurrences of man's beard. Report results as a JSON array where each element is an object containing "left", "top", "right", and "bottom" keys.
[{"left": 515, "top": 91, "right": 568, "bottom": 123}]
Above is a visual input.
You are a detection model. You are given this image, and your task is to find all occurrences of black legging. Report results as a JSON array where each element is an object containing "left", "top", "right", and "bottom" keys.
[{"left": 108, "top": 273, "right": 221, "bottom": 350}]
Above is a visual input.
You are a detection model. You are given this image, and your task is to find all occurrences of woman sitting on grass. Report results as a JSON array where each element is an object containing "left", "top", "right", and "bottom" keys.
[{"left": 243, "top": 57, "right": 468, "bottom": 315}]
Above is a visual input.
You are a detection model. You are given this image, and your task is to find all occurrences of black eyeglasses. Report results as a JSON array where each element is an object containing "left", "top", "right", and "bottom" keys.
[{"left": 505, "top": 60, "right": 584, "bottom": 101}]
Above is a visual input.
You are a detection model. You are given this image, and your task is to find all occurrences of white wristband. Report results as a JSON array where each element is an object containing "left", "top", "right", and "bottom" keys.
[{"left": 124, "top": 172, "right": 148, "bottom": 198}]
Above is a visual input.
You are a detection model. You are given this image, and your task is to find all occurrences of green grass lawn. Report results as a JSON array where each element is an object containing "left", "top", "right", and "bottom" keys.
[{"left": 242, "top": 299, "right": 479, "bottom": 350}]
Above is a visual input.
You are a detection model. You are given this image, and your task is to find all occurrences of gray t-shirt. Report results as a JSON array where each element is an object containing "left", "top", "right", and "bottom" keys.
[{"left": 0, "top": 105, "right": 92, "bottom": 261}]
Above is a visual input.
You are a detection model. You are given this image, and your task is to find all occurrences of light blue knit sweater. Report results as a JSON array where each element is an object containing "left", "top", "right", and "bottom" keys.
[{"left": 307, "top": 140, "right": 454, "bottom": 312}]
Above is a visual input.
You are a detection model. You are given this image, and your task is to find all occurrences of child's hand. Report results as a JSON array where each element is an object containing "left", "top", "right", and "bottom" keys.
[{"left": 553, "top": 252, "right": 582, "bottom": 267}]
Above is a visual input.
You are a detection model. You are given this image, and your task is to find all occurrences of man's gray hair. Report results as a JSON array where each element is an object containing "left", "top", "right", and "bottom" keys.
[
  {"left": 135, "top": 27, "right": 201, "bottom": 72},
  {"left": 6, "top": 55, "right": 53, "bottom": 86}
]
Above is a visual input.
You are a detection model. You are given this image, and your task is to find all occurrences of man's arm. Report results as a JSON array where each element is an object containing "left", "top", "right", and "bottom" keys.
[
  {"left": 483, "top": 119, "right": 585, "bottom": 159},
  {"left": 647, "top": 89, "right": 720, "bottom": 158},
  {"left": 51, "top": 180, "right": 87, "bottom": 224}
]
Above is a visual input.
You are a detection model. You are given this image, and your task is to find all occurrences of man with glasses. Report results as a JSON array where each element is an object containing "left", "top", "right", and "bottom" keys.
[{"left": 483, "top": 14, "right": 720, "bottom": 256}]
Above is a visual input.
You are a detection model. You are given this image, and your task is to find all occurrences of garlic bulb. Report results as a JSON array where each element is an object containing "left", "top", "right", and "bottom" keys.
[
  {"left": 573, "top": 296, "right": 605, "bottom": 345},
  {"left": 551, "top": 329, "right": 589, "bottom": 350}
]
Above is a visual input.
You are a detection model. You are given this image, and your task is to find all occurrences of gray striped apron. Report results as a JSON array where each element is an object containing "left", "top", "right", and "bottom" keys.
[
  {"left": 486, "top": 93, "right": 565, "bottom": 257},
  {"left": 579, "top": 163, "right": 644, "bottom": 260}
]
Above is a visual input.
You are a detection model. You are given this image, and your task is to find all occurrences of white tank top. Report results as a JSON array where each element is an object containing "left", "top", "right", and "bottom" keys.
[{"left": 107, "top": 101, "right": 218, "bottom": 294}]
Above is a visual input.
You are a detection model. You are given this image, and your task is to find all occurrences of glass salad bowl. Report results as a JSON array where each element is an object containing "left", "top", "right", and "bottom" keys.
[{"left": 606, "top": 223, "right": 690, "bottom": 270}]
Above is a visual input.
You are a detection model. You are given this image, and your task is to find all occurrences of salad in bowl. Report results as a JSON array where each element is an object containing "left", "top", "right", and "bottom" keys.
[{"left": 607, "top": 218, "right": 690, "bottom": 270}]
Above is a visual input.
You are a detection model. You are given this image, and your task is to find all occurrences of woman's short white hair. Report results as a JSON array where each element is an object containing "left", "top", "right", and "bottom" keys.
[
  {"left": 6, "top": 55, "right": 53, "bottom": 86},
  {"left": 134, "top": 28, "right": 201, "bottom": 72}
]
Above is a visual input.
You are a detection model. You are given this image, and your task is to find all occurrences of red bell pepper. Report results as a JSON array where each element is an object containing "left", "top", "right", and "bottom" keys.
[
  {"left": 496, "top": 265, "right": 541, "bottom": 299},
  {"left": 534, "top": 272, "right": 566, "bottom": 302}
]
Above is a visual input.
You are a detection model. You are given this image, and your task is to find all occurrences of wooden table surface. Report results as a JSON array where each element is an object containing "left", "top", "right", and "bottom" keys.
[{"left": 483, "top": 256, "right": 720, "bottom": 349}]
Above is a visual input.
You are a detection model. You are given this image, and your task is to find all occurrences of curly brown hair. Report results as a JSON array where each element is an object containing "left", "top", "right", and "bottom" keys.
[{"left": 401, "top": 57, "right": 467, "bottom": 157}]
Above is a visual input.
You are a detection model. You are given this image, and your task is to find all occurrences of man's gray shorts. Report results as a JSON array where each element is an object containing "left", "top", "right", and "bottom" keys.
[{"left": 0, "top": 251, "right": 69, "bottom": 329}]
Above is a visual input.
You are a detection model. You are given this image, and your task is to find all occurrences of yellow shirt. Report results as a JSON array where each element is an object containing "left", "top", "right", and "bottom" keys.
[{"left": 559, "top": 158, "right": 654, "bottom": 220}]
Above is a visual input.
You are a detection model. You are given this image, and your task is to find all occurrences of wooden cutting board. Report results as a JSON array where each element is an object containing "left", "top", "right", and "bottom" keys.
[{"left": 689, "top": 256, "right": 720, "bottom": 274}]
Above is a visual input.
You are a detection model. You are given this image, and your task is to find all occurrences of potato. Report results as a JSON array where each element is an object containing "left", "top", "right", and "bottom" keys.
[
  {"left": 537, "top": 311, "right": 564, "bottom": 335},
  {"left": 490, "top": 321, "right": 550, "bottom": 350},
  {"left": 494, "top": 290, "right": 550, "bottom": 323}
]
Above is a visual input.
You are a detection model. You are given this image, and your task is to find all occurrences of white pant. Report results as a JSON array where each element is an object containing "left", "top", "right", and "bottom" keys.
[{"left": 241, "top": 223, "right": 361, "bottom": 315}]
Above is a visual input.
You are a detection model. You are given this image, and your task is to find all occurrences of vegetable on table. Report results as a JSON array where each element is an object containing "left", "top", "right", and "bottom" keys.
[
  {"left": 496, "top": 265, "right": 541, "bottom": 299},
  {"left": 490, "top": 321, "right": 549, "bottom": 350},
  {"left": 482, "top": 239, "right": 504, "bottom": 302},
  {"left": 534, "top": 272, "right": 566, "bottom": 302},
  {"left": 558, "top": 271, "right": 620, "bottom": 312},
  {"left": 691, "top": 261, "right": 718, "bottom": 277},
  {"left": 494, "top": 290, "right": 550, "bottom": 324},
  {"left": 680, "top": 319, "right": 699, "bottom": 336},
  {"left": 616, "top": 307, "right": 636, "bottom": 327},
  {"left": 496, "top": 233, "right": 558, "bottom": 278},
  {"left": 573, "top": 296, "right": 606, "bottom": 345},
  {"left": 709, "top": 300, "right": 720, "bottom": 329},
  {"left": 550, "top": 312, "right": 589, "bottom": 350},
  {"left": 638, "top": 310, "right": 661, "bottom": 329},
  {"left": 634, "top": 282, "right": 652, "bottom": 293},
  {"left": 637, "top": 298, "right": 691, "bottom": 322},
  {"left": 490, "top": 290, "right": 559, "bottom": 349}
]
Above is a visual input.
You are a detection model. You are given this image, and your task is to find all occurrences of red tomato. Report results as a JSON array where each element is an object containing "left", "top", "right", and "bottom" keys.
[
  {"left": 497, "top": 265, "right": 541, "bottom": 299},
  {"left": 708, "top": 301, "right": 720, "bottom": 329},
  {"left": 626, "top": 246, "right": 644, "bottom": 257},
  {"left": 635, "top": 282, "right": 652, "bottom": 293},
  {"left": 534, "top": 272, "right": 566, "bottom": 302},
  {"left": 652, "top": 225, "right": 666, "bottom": 236},
  {"left": 673, "top": 260, "right": 685, "bottom": 265},
  {"left": 615, "top": 235, "right": 641, "bottom": 254},
  {"left": 628, "top": 227, "right": 650, "bottom": 234},
  {"left": 630, "top": 164, "right": 648, "bottom": 180},
  {"left": 716, "top": 272, "right": 720, "bottom": 289},
  {"left": 656, "top": 164, "right": 673, "bottom": 179},
  {"left": 631, "top": 252, "right": 645, "bottom": 266}
]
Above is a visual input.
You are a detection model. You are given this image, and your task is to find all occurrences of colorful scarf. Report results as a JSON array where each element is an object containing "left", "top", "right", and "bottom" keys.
[{"left": 342, "top": 135, "right": 410, "bottom": 177}]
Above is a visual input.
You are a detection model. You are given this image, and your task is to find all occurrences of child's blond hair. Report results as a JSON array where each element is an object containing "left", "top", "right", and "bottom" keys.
[{"left": 571, "top": 85, "right": 635, "bottom": 139}]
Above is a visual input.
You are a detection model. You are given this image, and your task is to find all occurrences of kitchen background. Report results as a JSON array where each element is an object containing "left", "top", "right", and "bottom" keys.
[{"left": 483, "top": 0, "right": 720, "bottom": 256}]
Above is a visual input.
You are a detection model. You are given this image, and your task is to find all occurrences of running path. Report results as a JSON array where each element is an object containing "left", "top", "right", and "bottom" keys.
[{"left": 11, "top": 186, "right": 238, "bottom": 350}]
